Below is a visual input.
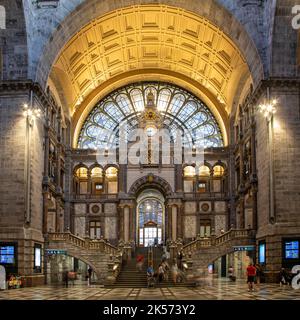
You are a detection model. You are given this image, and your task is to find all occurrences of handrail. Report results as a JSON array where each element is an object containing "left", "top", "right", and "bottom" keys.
[
  {"left": 47, "top": 232, "right": 118, "bottom": 255},
  {"left": 148, "top": 246, "right": 153, "bottom": 267},
  {"left": 182, "top": 229, "right": 254, "bottom": 254}
]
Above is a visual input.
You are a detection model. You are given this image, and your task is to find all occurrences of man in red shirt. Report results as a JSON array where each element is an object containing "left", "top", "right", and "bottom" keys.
[{"left": 246, "top": 263, "right": 257, "bottom": 291}]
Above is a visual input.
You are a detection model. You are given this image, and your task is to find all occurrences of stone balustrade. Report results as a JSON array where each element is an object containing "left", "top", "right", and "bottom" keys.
[
  {"left": 182, "top": 229, "right": 254, "bottom": 255},
  {"left": 47, "top": 232, "right": 119, "bottom": 256}
]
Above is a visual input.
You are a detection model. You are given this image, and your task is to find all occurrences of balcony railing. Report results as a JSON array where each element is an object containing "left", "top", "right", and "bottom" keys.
[{"left": 73, "top": 194, "right": 118, "bottom": 200}]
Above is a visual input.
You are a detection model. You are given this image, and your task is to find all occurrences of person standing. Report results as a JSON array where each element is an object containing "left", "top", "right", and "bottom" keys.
[
  {"left": 64, "top": 270, "right": 69, "bottom": 288},
  {"left": 177, "top": 251, "right": 183, "bottom": 270},
  {"left": 255, "top": 264, "right": 263, "bottom": 288},
  {"left": 246, "top": 263, "right": 256, "bottom": 292},
  {"left": 279, "top": 268, "right": 289, "bottom": 287},
  {"left": 228, "top": 265, "right": 235, "bottom": 281},
  {"left": 171, "top": 261, "right": 179, "bottom": 284},
  {"left": 162, "top": 260, "right": 170, "bottom": 281}
]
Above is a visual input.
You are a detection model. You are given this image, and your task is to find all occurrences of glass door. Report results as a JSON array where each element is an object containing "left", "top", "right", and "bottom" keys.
[
  {"left": 144, "top": 227, "right": 157, "bottom": 247},
  {"left": 137, "top": 197, "right": 164, "bottom": 247}
]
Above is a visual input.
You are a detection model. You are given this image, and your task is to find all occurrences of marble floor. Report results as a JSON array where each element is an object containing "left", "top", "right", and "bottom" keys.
[{"left": 0, "top": 279, "right": 300, "bottom": 300}]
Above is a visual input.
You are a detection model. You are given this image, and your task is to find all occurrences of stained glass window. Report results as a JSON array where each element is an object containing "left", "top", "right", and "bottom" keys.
[
  {"left": 138, "top": 199, "right": 163, "bottom": 227},
  {"left": 78, "top": 82, "right": 223, "bottom": 149}
]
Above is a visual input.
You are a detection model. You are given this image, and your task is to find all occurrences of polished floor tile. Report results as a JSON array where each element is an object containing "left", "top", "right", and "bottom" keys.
[{"left": 0, "top": 279, "right": 299, "bottom": 300}]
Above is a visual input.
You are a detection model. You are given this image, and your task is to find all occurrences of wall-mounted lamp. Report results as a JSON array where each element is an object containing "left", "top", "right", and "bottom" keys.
[
  {"left": 257, "top": 99, "right": 277, "bottom": 121},
  {"left": 23, "top": 103, "right": 42, "bottom": 125}
]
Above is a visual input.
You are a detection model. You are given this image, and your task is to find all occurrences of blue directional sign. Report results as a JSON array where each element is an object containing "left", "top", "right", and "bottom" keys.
[
  {"left": 233, "top": 245, "right": 255, "bottom": 252},
  {"left": 46, "top": 249, "right": 67, "bottom": 255}
]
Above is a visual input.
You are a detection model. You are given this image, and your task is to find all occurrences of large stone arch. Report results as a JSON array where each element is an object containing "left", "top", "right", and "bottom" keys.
[
  {"left": 36, "top": 0, "right": 263, "bottom": 87},
  {"left": 35, "top": 1, "right": 266, "bottom": 153},
  {"left": 64, "top": 252, "right": 98, "bottom": 276},
  {"left": 128, "top": 175, "right": 173, "bottom": 198}
]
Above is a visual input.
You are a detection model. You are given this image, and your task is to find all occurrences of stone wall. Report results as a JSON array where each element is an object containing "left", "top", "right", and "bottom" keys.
[
  {"left": 0, "top": 0, "right": 27, "bottom": 80},
  {"left": 255, "top": 82, "right": 300, "bottom": 278},
  {"left": 271, "top": 0, "right": 300, "bottom": 77},
  {"left": 0, "top": 85, "right": 45, "bottom": 284}
]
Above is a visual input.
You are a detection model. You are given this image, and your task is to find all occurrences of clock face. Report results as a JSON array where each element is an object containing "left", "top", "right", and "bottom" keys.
[{"left": 146, "top": 126, "right": 157, "bottom": 137}]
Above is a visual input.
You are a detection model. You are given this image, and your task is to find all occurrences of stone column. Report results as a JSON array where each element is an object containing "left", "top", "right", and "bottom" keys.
[
  {"left": 124, "top": 206, "right": 130, "bottom": 242},
  {"left": 164, "top": 204, "right": 168, "bottom": 241},
  {"left": 55, "top": 198, "right": 61, "bottom": 232},
  {"left": 175, "top": 164, "right": 183, "bottom": 192},
  {"left": 178, "top": 204, "right": 184, "bottom": 239},
  {"left": 42, "top": 116, "right": 50, "bottom": 234},
  {"left": 250, "top": 120, "right": 258, "bottom": 230},
  {"left": 172, "top": 205, "right": 177, "bottom": 241},
  {"left": 128, "top": 203, "right": 136, "bottom": 243},
  {"left": 87, "top": 172, "right": 91, "bottom": 195},
  {"left": 239, "top": 141, "right": 245, "bottom": 229},
  {"left": 239, "top": 196, "right": 245, "bottom": 229},
  {"left": 118, "top": 164, "right": 127, "bottom": 194}
]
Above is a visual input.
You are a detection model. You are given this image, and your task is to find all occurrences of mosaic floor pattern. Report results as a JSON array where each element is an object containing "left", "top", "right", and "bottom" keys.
[{"left": 0, "top": 280, "right": 299, "bottom": 300}]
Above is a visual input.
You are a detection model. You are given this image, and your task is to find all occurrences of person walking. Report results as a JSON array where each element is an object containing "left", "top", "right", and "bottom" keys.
[
  {"left": 147, "top": 265, "right": 155, "bottom": 288},
  {"left": 158, "top": 264, "right": 164, "bottom": 283},
  {"left": 87, "top": 266, "right": 93, "bottom": 286},
  {"left": 136, "top": 254, "right": 144, "bottom": 272},
  {"left": 246, "top": 263, "right": 256, "bottom": 292}
]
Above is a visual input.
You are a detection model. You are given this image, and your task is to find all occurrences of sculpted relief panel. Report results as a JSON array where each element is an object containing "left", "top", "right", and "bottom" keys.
[{"left": 184, "top": 201, "right": 197, "bottom": 214}]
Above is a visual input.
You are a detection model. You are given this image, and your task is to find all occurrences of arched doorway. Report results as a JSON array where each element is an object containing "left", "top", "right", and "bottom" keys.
[{"left": 136, "top": 189, "right": 165, "bottom": 247}]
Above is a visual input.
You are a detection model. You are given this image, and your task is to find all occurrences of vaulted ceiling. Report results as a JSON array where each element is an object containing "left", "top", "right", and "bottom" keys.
[{"left": 49, "top": 5, "right": 251, "bottom": 145}]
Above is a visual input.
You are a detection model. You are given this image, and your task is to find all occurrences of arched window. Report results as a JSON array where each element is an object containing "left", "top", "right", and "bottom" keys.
[
  {"left": 0, "top": 6, "right": 6, "bottom": 30},
  {"left": 75, "top": 167, "right": 88, "bottom": 194},
  {"left": 213, "top": 165, "right": 224, "bottom": 177},
  {"left": 106, "top": 167, "right": 118, "bottom": 194},
  {"left": 184, "top": 166, "right": 195, "bottom": 192},
  {"left": 78, "top": 82, "right": 223, "bottom": 149},
  {"left": 198, "top": 165, "right": 210, "bottom": 193},
  {"left": 91, "top": 167, "right": 103, "bottom": 194},
  {"left": 199, "top": 165, "right": 210, "bottom": 176},
  {"left": 91, "top": 167, "right": 103, "bottom": 178},
  {"left": 212, "top": 165, "right": 225, "bottom": 193},
  {"left": 76, "top": 167, "right": 88, "bottom": 178},
  {"left": 184, "top": 166, "right": 196, "bottom": 177}
]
